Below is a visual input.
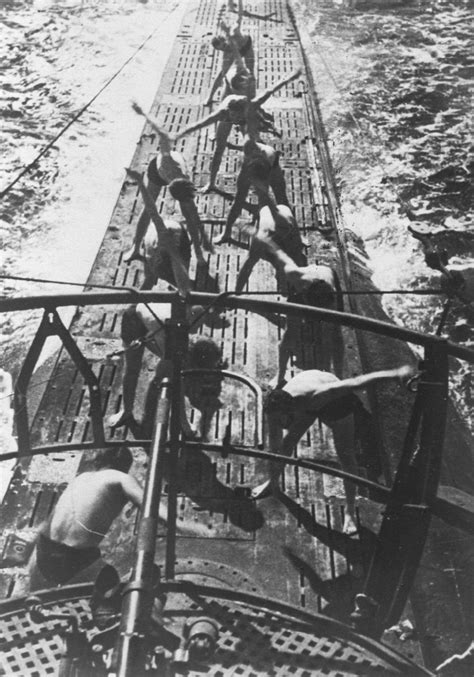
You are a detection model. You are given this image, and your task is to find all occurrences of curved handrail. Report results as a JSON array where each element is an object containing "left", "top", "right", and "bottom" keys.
[
  {"left": 1, "top": 290, "right": 473, "bottom": 362},
  {"left": 182, "top": 368, "right": 264, "bottom": 447}
]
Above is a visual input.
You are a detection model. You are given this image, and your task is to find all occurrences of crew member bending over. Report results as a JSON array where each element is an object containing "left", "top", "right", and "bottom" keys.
[
  {"left": 124, "top": 104, "right": 213, "bottom": 266},
  {"left": 255, "top": 366, "right": 413, "bottom": 534},
  {"left": 28, "top": 447, "right": 206, "bottom": 589},
  {"left": 206, "top": 18, "right": 255, "bottom": 106},
  {"left": 213, "top": 109, "right": 291, "bottom": 245},
  {"left": 140, "top": 220, "right": 191, "bottom": 290},
  {"left": 206, "top": 0, "right": 278, "bottom": 105},
  {"left": 235, "top": 183, "right": 306, "bottom": 292},
  {"left": 108, "top": 301, "right": 226, "bottom": 440},
  {"left": 175, "top": 68, "right": 302, "bottom": 194}
]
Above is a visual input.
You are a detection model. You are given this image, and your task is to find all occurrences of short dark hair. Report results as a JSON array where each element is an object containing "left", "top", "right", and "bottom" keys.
[
  {"left": 93, "top": 447, "right": 133, "bottom": 473},
  {"left": 188, "top": 337, "right": 228, "bottom": 370},
  {"left": 230, "top": 72, "right": 249, "bottom": 93},
  {"left": 289, "top": 280, "right": 336, "bottom": 310},
  {"left": 212, "top": 36, "right": 226, "bottom": 50},
  {"left": 263, "top": 389, "right": 295, "bottom": 416},
  {"left": 168, "top": 178, "right": 196, "bottom": 201}
]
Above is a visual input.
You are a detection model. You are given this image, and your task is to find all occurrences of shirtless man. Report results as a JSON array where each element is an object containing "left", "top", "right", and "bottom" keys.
[
  {"left": 124, "top": 105, "right": 213, "bottom": 267},
  {"left": 206, "top": 0, "right": 279, "bottom": 105},
  {"left": 235, "top": 187, "right": 306, "bottom": 293},
  {"left": 254, "top": 366, "right": 413, "bottom": 534},
  {"left": 279, "top": 263, "right": 344, "bottom": 381},
  {"left": 175, "top": 68, "right": 302, "bottom": 194},
  {"left": 233, "top": 180, "right": 343, "bottom": 376},
  {"left": 29, "top": 447, "right": 206, "bottom": 589},
  {"left": 206, "top": 18, "right": 255, "bottom": 106},
  {"left": 213, "top": 113, "right": 291, "bottom": 245},
  {"left": 140, "top": 220, "right": 191, "bottom": 290},
  {"left": 108, "top": 301, "right": 226, "bottom": 440}
]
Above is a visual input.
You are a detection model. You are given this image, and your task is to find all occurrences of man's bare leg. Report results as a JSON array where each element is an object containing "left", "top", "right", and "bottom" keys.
[
  {"left": 235, "top": 254, "right": 258, "bottom": 292},
  {"left": 179, "top": 199, "right": 212, "bottom": 266},
  {"left": 251, "top": 458, "right": 284, "bottom": 499},
  {"left": 109, "top": 342, "right": 145, "bottom": 428},
  {"left": 274, "top": 327, "right": 293, "bottom": 387},
  {"left": 214, "top": 175, "right": 250, "bottom": 245},
  {"left": 201, "top": 121, "right": 232, "bottom": 194},
  {"left": 332, "top": 416, "right": 358, "bottom": 536},
  {"left": 269, "top": 165, "right": 290, "bottom": 207},
  {"left": 124, "top": 181, "right": 161, "bottom": 263}
]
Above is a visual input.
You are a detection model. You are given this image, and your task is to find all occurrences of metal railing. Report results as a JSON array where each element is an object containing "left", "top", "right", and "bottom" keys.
[{"left": 2, "top": 290, "right": 473, "bottom": 650}]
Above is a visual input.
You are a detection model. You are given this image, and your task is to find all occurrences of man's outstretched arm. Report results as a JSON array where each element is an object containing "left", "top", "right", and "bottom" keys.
[
  {"left": 311, "top": 366, "right": 413, "bottom": 409},
  {"left": 338, "top": 366, "right": 413, "bottom": 392},
  {"left": 121, "top": 474, "right": 144, "bottom": 508},
  {"left": 253, "top": 68, "right": 302, "bottom": 107},
  {"left": 132, "top": 102, "right": 174, "bottom": 154},
  {"left": 175, "top": 106, "right": 225, "bottom": 139}
]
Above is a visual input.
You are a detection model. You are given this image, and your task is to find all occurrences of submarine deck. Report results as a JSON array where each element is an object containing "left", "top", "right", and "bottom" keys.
[{"left": 0, "top": 1, "right": 473, "bottom": 674}]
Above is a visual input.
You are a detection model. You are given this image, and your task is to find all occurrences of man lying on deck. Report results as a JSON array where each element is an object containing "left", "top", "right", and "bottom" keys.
[
  {"left": 175, "top": 68, "right": 302, "bottom": 194},
  {"left": 124, "top": 105, "right": 213, "bottom": 267},
  {"left": 28, "top": 447, "right": 207, "bottom": 589},
  {"left": 255, "top": 366, "right": 413, "bottom": 535}
]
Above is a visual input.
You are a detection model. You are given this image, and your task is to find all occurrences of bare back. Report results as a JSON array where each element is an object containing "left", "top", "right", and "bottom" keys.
[
  {"left": 156, "top": 150, "right": 189, "bottom": 183},
  {"left": 48, "top": 470, "right": 133, "bottom": 549},
  {"left": 284, "top": 370, "right": 341, "bottom": 409}
]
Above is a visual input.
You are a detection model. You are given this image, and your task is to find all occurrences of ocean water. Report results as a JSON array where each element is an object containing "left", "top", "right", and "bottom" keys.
[
  {"left": 0, "top": 0, "right": 472, "bottom": 425},
  {"left": 0, "top": 0, "right": 184, "bottom": 373},
  {"left": 294, "top": 0, "right": 473, "bottom": 427}
]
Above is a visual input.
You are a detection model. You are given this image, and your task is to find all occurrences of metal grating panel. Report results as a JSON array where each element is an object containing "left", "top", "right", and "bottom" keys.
[{"left": 0, "top": 589, "right": 415, "bottom": 676}]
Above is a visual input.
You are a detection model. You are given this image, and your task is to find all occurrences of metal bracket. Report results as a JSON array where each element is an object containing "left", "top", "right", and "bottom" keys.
[{"left": 14, "top": 308, "right": 105, "bottom": 456}]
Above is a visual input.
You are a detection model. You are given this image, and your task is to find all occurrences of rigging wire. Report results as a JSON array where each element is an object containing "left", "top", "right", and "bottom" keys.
[
  {"left": 0, "top": 25, "right": 162, "bottom": 200},
  {"left": 0, "top": 272, "right": 446, "bottom": 297}
]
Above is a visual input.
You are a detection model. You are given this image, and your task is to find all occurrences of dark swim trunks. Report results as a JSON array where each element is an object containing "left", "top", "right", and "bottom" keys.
[
  {"left": 36, "top": 533, "right": 101, "bottom": 584},
  {"left": 288, "top": 271, "right": 344, "bottom": 312},
  {"left": 317, "top": 393, "right": 365, "bottom": 425},
  {"left": 121, "top": 305, "right": 148, "bottom": 345},
  {"left": 147, "top": 157, "right": 168, "bottom": 187},
  {"left": 239, "top": 36, "right": 252, "bottom": 56},
  {"left": 153, "top": 235, "right": 191, "bottom": 287}
]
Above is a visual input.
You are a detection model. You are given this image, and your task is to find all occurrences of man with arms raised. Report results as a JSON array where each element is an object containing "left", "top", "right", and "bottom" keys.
[
  {"left": 255, "top": 366, "right": 413, "bottom": 535},
  {"left": 29, "top": 447, "right": 207, "bottom": 589}
]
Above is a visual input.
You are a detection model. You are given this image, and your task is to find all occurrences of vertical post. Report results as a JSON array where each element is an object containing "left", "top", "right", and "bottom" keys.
[
  {"left": 14, "top": 311, "right": 53, "bottom": 457},
  {"left": 359, "top": 343, "right": 449, "bottom": 635},
  {"left": 165, "top": 295, "right": 189, "bottom": 579},
  {"left": 115, "top": 377, "right": 171, "bottom": 676}
]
